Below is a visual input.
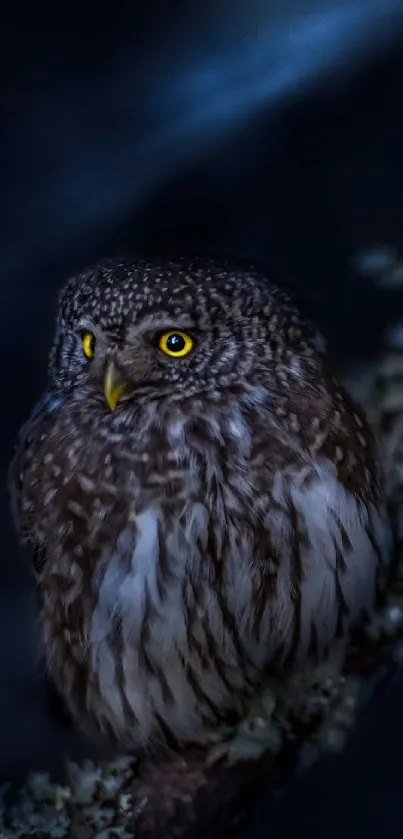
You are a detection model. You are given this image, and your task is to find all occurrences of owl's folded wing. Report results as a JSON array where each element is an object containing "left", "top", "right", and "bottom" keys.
[{"left": 8, "top": 393, "right": 57, "bottom": 564}]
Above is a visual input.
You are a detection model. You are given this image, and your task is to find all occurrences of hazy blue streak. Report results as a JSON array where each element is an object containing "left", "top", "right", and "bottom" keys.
[{"left": 2, "top": 0, "right": 403, "bottom": 330}]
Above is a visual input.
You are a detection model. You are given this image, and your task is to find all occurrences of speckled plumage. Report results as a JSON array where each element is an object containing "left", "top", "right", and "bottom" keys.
[{"left": 9, "top": 255, "right": 393, "bottom": 753}]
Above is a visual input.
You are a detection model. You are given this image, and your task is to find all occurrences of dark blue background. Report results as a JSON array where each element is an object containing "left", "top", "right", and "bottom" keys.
[{"left": 2, "top": 4, "right": 403, "bottom": 835}]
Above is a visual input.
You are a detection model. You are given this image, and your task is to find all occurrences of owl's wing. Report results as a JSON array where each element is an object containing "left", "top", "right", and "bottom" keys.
[
  {"left": 9, "top": 394, "right": 76, "bottom": 728},
  {"left": 267, "top": 456, "right": 392, "bottom": 664},
  {"left": 8, "top": 392, "right": 57, "bottom": 563}
]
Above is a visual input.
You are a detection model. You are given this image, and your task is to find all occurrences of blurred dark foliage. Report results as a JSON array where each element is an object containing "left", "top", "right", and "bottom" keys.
[{"left": 2, "top": 3, "right": 403, "bottom": 836}]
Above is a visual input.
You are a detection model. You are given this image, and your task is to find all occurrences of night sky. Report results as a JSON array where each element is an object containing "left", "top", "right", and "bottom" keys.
[{"left": 2, "top": 4, "right": 403, "bottom": 836}]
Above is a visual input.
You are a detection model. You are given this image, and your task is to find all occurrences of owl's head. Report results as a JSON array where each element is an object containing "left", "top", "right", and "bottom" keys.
[{"left": 49, "top": 256, "right": 323, "bottom": 411}]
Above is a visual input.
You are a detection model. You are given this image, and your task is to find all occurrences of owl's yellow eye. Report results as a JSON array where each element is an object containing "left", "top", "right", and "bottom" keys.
[
  {"left": 157, "top": 330, "right": 194, "bottom": 358},
  {"left": 81, "top": 331, "right": 96, "bottom": 359}
]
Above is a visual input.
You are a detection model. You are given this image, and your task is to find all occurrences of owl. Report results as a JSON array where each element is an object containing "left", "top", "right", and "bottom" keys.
[{"left": 9, "top": 255, "right": 392, "bottom": 753}]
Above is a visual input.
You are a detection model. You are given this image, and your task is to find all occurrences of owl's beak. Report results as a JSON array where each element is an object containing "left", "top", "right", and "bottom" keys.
[{"left": 104, "top": 361, "right": 130, "bottom": 411}]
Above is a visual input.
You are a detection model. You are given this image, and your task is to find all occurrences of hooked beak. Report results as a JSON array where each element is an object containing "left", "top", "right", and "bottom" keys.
[{"left": 104, "top": 361, "right": 130, "bottom": 411}]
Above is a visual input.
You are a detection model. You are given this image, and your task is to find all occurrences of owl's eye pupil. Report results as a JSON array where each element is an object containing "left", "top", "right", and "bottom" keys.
[
  {"left": 157, "top": 330, "right": 194, "bottom": 358},
  {"left": 166, "top": 334, "right": 185, "bottom": 353}
]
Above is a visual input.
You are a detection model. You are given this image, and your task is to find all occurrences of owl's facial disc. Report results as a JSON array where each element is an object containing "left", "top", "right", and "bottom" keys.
[{"left": 104, "top": 361, "right": 130, "bottom": 412}]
